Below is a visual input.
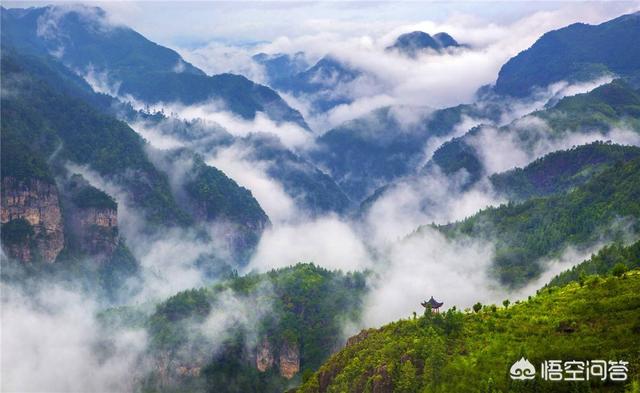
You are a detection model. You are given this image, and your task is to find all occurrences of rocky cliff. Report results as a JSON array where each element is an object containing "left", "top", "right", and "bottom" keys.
[
  {"left": 71, "top": 206, "right": 118, "bottom": 257},
  {"left": 279, "top": 341, "right": 301, "bottom": 379},
  {"left": 255, "top": 338, "right": 300, "bottom": 379},
  {"left": 256, "top": 338, "right": 275, "bottom": 372},
  {"left": 1, "top": 177, "right": 64, "bottom": 263},
  {"left": 64, "top": 175, "right": 120, "bottom": 258}
]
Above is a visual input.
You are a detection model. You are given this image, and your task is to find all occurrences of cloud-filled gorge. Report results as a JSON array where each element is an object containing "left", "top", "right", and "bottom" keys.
[{"left": 2, "top": 2, "right": 640, "bottom": 392}]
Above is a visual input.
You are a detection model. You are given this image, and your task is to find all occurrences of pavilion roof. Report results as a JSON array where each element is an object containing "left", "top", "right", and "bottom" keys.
[{"left": 421, "top": 296, "right": 443, "bottom": 309}]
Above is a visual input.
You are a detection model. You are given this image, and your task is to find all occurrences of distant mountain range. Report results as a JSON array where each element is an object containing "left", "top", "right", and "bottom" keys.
[
  {"left": 254, "top": 30, "right": 462, "bottom": 115},
  {"left": 1, "top": 5, "right": 309, "bottom": 128},
  {"left": 2, "top": 7, "right": 640, "bottom": 393},
  {"left": 332, "top": 10, "right": 640, "bottom": 205},
  {"left": 254, "top": 53, "right": 362, "bottom": 114}
]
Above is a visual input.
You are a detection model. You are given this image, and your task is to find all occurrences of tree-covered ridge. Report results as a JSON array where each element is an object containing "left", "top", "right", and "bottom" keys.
[
  {"left": 312, "top": 104, "right": 480, "bottom": 202},
  {"left": 297, "top": 270, "right": 640, "bottom": 393},
  {"left": 0, "top": 50, "right": 191, "bottom": 227},
  {"left": 432, "top": 157, "right": 640, "bottom": 286},
  {"left": 66, "top": 174, "right": 117, "bottom": 210},
  {"left": 240, "top": 133, "right": 353, "bottom": 215},
  {"left": 537, "top": 80, "right": 640, "bottom": 134},
  {"left": 431, "top": 80, "right": 640, "bottom": 188},
  {"left": 0, "top": 6, "right": 309, "bottom": 128},
  {"left": 490, "top": 142, "right": 640, "bottom": 201},
  {"left": 1, "top": 127, "right": 54, "bottom": 183},
  {"left": 494, "top": 12, "right": 640, "bottom": 97},
  {"left": 548, "top": 240, "right": 640, "bottom": 288},
  {"left": 107, "top": 263, "right": 368, "bottom": 393},
  {"left": 185, "top": 155, "right": 268, "bottom": 227}
]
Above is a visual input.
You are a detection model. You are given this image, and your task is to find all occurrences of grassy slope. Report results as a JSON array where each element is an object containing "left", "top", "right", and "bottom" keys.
[{"left": 298, "top": 270, "right": 640, "bottom": 393}]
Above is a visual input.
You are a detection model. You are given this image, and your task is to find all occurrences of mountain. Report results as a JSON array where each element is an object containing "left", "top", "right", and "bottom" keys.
[
  {"left": 433, "top": 32, "right": 459, "bottom": 48},
  {"left": 490, "top": 141, "right": 640, "bottom": 201},
  {"left": 257, "top": 54, "right": 362, "bottom": 114},
  {"left": 0, "top": 6, "right": 308, "bottom": 128},
  {"left": 239, "top": 134, "right": 353, "bottom": 215},
  {"left": 296, "top": 267, "right": 640, "bottom": 393},
  {"left": 433, "top": 156, "right": 640, "bottom": 286},
  {"left": 386, "top": 31, "right": 460, "bottom": 57},
  {"left": 287, "top": 55, "right": 360, "bottom": 113},
  {"left": 101, "top": 263, "right": 367, "bottom": 393},
  {"left": 311, "top": 104, "right": 483, "bottom": 202},
  {"left": 133, "top": 115, "right": 353, "bottom": 216},
  {"left": 253, "top": 52, "right": 309, "bottom": 89},
  {"left": 0, "top": 50, "right": 190, "bottom": 228},
  {"left": 494, "top": 12, "right": 640, "bottom": 97},
  {"left": 1, "top": 48, "right": 269, "bottom": 271},
  {"left": 548, "top": 239, "right": 640, "bottom": 288},
  {"left": 431, "top": 80, "right": 640, "bottom": 188}
]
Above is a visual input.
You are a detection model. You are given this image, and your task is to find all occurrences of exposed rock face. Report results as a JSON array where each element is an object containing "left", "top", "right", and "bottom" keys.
[
  {"left": 256, "top": 338, "right": 275, "bottom": 372},
  {"left": 279, "top": 341, "right": 300, "bottom": 379},
  {"left": 176, "top": 365, "right": 201, "bottom": 377},
  {"left": 255, "top": 338, "right": 300, "bottom": 379},
  {"left": 71, "top": 207, "right": 118, "bottom": 256},
  {"left": 1, "top": 177, "right": 64, "bottom": 262},
  {"left": 346, "top": 329, "right": 374, "bottom": 347}
]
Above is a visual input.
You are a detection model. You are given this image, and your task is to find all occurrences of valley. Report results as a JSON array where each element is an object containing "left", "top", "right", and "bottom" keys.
[{"left": 1, "top": 3, "right": 639, "bottom": 393}]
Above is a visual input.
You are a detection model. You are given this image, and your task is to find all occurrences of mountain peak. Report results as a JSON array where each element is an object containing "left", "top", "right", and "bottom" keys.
[
  {"left": 386, "top": 30, "right": 460, "bottom": 57},
  {"left": 433, "top": 32, "right": 459, "bottom": 48},
  {"left": 494, "top": 11, "right": 640, "bottom": 97}
]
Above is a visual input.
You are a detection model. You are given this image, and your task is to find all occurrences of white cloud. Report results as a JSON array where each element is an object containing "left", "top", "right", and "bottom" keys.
[
  {"left": 1, "top": 283, "right": 148, "bottom": 393},
  {"left": 127, "top": 99, "right": 313, "bottom": 151},
  {"left": 247, "top": 216, "right": 371, "bottom": 273},
  {"left": 206, "top": 144, "right": 299, "bottom": 224},
  {"left": 177, "top": 42, "right": 267, "bottom": 83}
]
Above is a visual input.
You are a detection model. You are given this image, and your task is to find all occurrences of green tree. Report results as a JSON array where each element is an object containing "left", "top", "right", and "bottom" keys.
[
  {"left": 503, "top": 299, "right": 510, "bottom": 309},
  {"left": 396, "top": 360, "right": 418, "bottom": 393},
  {"left": 612, "top": 262, "right": 628, "bottom": 277},
  {"left": 473, "top": 302, "right": 483, "bottom": 313}
]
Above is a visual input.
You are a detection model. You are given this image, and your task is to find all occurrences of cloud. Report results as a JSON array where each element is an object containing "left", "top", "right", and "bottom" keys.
[
  {"left": 244, "top": 3, "right": 634, "bottom": 132},
  {"left": 0, "top": 282, "right": 148, "bottom": 393},
  {"left": 177, "top": 42, "right": 267, "bottom": 83},
  {"left": 80, "top": 65, "right": 122, "bottom": 97},
  {"left": 468, "top": 120, "right": 640, "bottom": 176},
  {"left": 205, "top": 144, "right": 299, "bottom": 224},
  {"left": 247, "top": 216, "right": 371, "bottom": 273},
  {"left": 127, "top": 99, "right": 313, "bottom": 151},
  {"left": 361, "top": 227, "right": 496, "bottom": 327}
]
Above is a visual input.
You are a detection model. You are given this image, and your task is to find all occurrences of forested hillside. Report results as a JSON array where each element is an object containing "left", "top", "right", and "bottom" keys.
[
  {"left": 297, "top": 269, "right": 640, "bottom": 393},
  {"left": 431, "top": 80, "right": 640, "bottom": 188},
  {"left": 0, "top": 5, "right": 308, "bottom": 127},
  {"left": 495, "top": 12, "right": 640, "bottom": 96},
  {"left": 433, "top": 157, "right": 640, "bottom": 286},
  {"left": 490, "top": 142, "right": 640, "bottom": 201},
  {"left": 99, "top": 263, "right": 367, "bottom": 393},
  {"left": 548, "top": 240, "right": 640, "bottom": 288}
]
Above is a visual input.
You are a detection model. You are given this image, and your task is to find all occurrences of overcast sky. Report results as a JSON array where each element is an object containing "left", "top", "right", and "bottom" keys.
[{"left": 4, "top": 1, "right": 639, "bottom": 50}]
